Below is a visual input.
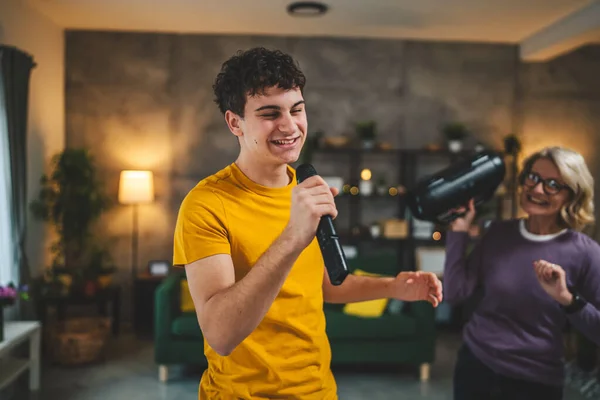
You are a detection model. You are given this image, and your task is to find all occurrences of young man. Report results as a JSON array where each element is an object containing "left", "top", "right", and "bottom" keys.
[{"left": 173, "top": 47, "right": 443, "bottom": 399}]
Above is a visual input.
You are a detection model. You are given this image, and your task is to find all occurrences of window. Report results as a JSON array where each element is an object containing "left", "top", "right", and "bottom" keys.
[{"left": 0, "top": 75, "right": 15, "bottom": 285}]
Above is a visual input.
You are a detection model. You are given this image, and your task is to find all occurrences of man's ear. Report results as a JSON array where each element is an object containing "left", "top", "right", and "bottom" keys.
[{"left": 225, "top": 110, "right": 243, "bottom": 138}]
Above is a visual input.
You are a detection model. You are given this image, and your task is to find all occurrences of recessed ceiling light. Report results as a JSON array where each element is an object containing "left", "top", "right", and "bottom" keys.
[{"left": 287, "top": 1, "right": 329, "bottom": 17}]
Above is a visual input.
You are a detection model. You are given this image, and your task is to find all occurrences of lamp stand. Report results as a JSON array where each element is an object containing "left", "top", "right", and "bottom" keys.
[{"left": 131, "top": 203, "right": 139, "bottom": 281}]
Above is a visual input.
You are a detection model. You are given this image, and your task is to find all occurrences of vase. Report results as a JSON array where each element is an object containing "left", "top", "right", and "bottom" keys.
[
  {"left": 359, "top": 180, "right": 373, "bottom": 196},
  {"left": 361, "top": 139, "right": 375, "bottom": 149},
  {"left": 370, "top": 224, "right": 381, "bottom": 238},
  {"left": 0, "top": 299, "right": 16, "bottom": 341},
  {"left": 376, "top": 185, "right": 387, "bottom": 196},
  {"left": 448, "top": 140, "right": 462, "bottom": 153}
]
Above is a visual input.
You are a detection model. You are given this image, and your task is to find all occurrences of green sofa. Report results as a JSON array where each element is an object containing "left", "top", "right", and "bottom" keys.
[
  {"left": 154, "top": 254, "right": 436, "bottom": 382},
  {"left": 154, "top": 270, "right": 208, "bottom": 382},
  {"left": 324, "top": 253, "right": 436, "bottom": 382}
]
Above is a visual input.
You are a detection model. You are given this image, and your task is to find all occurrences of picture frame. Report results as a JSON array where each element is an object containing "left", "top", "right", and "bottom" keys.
[
  {"left": 147, "top": 260, "right": 171, "bottom": 276},
  {"left": 415, "top": 247, "right": 446, "bottom": 278}
]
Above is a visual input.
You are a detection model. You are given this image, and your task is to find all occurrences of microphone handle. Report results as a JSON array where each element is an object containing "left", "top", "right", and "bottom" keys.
[{"left": 316, "top": 216, "right": 349, "bottom": 286}]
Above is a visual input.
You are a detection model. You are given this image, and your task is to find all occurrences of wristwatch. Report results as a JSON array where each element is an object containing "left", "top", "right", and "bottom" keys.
[{"left": 561, "top": 286, "right": 587, "bottom": 314}]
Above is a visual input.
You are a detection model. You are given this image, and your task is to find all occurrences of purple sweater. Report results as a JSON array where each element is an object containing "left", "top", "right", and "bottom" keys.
[{"left": 444, "top": 218, "right": 600, "bottom": 386}]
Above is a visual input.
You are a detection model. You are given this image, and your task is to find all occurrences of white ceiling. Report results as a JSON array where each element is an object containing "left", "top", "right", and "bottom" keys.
[{"left": 26, "top": 0, "right": 600, "bottom": 61}]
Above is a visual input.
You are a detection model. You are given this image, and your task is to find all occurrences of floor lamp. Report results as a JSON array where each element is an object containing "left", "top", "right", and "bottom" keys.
[{"left": 118, "top": 170, "right": 155, "bottom": 282}]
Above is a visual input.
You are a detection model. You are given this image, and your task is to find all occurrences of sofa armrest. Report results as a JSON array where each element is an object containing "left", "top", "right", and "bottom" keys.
[
  {"left": 407, "top": 301, "right": 436, "bottom": 336},
  {"left": 155, "top": 270, "right": 186, "bottom": 339},
  {"left": 406, "top": 300, "right": 437, "bottom": 364},
  {"left": 323, "top": 302, "right": 345, "bottom": 313}
]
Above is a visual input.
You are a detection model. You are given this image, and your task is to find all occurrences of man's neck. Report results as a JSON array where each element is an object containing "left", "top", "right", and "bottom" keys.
[{"left": 235, "top": 155, "right": 291, "bottom": 188}]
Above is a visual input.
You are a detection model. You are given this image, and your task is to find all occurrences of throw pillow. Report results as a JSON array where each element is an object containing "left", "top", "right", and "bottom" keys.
[
  {"left": 342, "top": 269, "right": 390, "bottom": 318},
  {"left": 180, "top": 280, "right": 196, "bottom": 312}
]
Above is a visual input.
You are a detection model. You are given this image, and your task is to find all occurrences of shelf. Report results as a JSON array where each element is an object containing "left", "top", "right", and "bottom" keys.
[
  {"left": 336, "top": 193, "right": 404, "bottom": 199},
  {"left": 0, "top": 357, "right": 30, "bottom": 390},
  {"left": 0, "top": 322, "right": 41, "bottom": 353},
  {"left": 313, "top": 147, "right": 400, "bottom": 155},
  {"left": 339, "top": 232, "right": 404, "bottom": 243},
  {"left": 313, "top": 146, "right": 491, "bottom": 157},
  {"left": 306, "top": 144, "right": 517, "bottom": 277},
  {"left": 412, "top": 238, "right": 446, "bottom": 247},
  {"left": 338, "top": 233, "right": 444, "bottom": 246}
]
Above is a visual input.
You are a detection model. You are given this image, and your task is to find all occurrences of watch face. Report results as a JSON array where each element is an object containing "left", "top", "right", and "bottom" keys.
[{"left": 148, "top": 260, "right": 170, "bottom": 276}]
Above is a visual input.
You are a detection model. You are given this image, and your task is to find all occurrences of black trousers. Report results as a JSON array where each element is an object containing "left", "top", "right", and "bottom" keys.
[{"left": 453, "top": 344, "right": 563, "bottom": 400}]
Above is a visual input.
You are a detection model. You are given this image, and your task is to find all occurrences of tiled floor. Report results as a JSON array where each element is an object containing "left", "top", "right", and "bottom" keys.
[{"left": 3, "top": 330, "right": 595, "bottom": 400}]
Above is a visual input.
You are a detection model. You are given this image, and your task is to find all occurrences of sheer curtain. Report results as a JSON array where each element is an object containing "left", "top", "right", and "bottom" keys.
[{"left": 0, "top": 72, "right": 15, "bottom": 285}]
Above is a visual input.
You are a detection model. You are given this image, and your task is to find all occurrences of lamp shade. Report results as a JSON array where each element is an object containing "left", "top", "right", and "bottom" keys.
[{"left": 118, "top": 170, "right": 154, "bottom": 204}]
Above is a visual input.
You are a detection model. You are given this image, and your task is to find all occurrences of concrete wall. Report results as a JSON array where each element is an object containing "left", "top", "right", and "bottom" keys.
[
  {"left": 0, "top": 0, "right": 65, "bottom": 277},
  {"left": 519, "top": 45, "right": 600, "bottom": 236},
  {"left": 64, "top": 31, "right": 600, "bottom": 298}
]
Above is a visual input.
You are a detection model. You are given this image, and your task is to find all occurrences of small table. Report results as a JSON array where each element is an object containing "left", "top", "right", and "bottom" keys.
[
  {"left": 134, "top": 274, "right": 167, "bottom": 337},
  {"left": 0, "top": 321, "right": 41, "bottom": 392},
  {"left": 36, "top": 285, "right": 121, "bottom": 336}
]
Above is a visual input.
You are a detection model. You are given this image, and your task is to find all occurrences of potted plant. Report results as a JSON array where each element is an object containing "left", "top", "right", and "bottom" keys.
[
  {"left": 376, "top": 177, "right": 388, "bottom": 196},
  {"left": 355, "top": 120, "right": 377, "bottom": 149},
  {"left": 474, "top": 141, "right": 487, "bottom": 152},
  {"left": 442, "top": 122, "right": 469, "bottom": 153},
  {"left": 81, "top": 244, "right": 117, "bottom": 296},
  {"left": 29, "top": 148, "right": 113, "bottom": 295},
  {"left": 0, "top": 282, "right": 29, "bottom": 340},
  {"left": 299, "top": 130, "right": 323, "bottom": 164}
]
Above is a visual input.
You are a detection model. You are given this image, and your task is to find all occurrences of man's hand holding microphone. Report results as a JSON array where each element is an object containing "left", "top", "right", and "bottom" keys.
[
  {"left": 284, "top": 173, "right": 339, "bottom": 251},
  {"left": 289, "top": 164, "right": 443, "bottom": 306}
]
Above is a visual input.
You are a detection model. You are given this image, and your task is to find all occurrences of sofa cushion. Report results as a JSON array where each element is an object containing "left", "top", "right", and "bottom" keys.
[
  {"left": 180, "top": 280, "right": 195, "bottom": 313},
  {"left": 171, "top": 313, "right": 203, "bottom": 338},
  {"left": 325, "top": 311, "right": 416, "bottom": 340},
  {"left": 342, "top": 269, "right": 389, "bottom": 318}
]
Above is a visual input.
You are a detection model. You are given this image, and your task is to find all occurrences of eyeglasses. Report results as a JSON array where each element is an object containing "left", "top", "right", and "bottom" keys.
[{"left": 523, "top": 172, "right": 570, "bottom": 195}]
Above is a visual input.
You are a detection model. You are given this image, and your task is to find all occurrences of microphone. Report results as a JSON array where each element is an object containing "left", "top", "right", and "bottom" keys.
[
  {"left": 296, "top": 163, "right": 349, "bottom": 286},
  {"left": 406, "top": 150, "right": 506, "bottom": 224}
]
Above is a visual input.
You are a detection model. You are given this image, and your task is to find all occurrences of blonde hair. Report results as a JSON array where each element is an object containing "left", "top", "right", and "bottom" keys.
[{"left": 518, "top": 146, "right": 595, "bottom": 231}]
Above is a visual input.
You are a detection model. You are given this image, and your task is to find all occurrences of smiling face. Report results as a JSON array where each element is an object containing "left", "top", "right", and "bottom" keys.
[
  {"left": 225, "top": 86, "right": 307, "bottom": 168},
  {"left": 519, "top": 157, "right": 572, "bottom": 219}
]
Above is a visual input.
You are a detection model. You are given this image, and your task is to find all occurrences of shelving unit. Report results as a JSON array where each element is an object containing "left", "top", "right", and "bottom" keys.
[
  {"left": 305, "top": 146, "right": 519, "bottom": 273},
  {"left": 0, "top": 321, "right": 41, "bottom": 393}
]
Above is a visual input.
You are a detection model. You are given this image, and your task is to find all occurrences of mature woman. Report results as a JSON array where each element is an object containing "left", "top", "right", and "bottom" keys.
[{"left": 445, "top": 146, "right": 600, "bottom": 399}]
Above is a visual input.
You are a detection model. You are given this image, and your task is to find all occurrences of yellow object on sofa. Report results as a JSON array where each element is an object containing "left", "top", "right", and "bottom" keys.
[
  {"left": 180, "top": 280, "right": 195, "bottom": 312},
  {"left": 342, "top": 269, "right": 389, "bottom": 318}
]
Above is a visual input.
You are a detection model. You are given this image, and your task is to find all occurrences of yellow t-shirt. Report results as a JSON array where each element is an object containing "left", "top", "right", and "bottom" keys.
[{"left": 173, "top": 162, "right": 337, "bottom": 400}]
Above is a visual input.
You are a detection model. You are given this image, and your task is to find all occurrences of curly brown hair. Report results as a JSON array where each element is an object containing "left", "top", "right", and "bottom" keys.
[{"left": 212, "top": 47, "right": 306, "bottom": 117}]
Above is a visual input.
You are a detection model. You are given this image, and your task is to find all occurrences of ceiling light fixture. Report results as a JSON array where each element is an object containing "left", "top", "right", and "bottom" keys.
[{"left": 287, "top": 1, "right": 329, "bottom": 17}]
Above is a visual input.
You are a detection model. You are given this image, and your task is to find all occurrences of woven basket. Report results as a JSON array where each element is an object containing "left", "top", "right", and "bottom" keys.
[{"left": 47, "top": 317, "right": 112, "bottom": 366}]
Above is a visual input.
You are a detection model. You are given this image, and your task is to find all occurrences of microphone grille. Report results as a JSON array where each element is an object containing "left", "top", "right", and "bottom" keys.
[{"left": 296, "top": 163, "right": 317, "bottom": 183}]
